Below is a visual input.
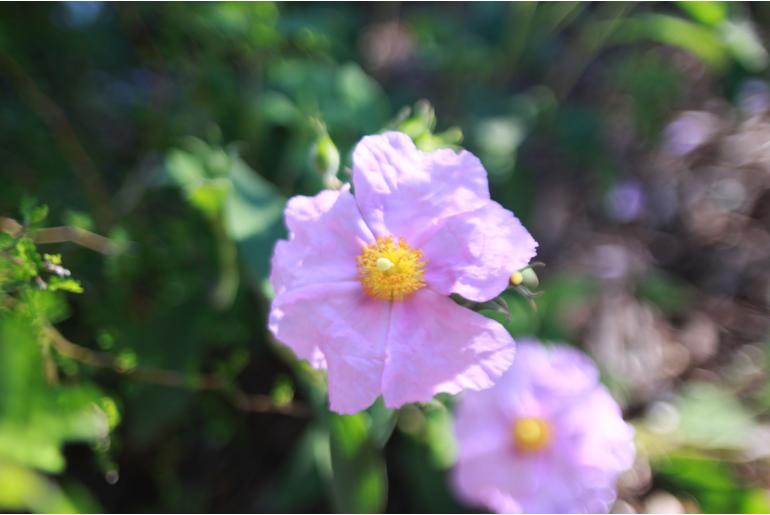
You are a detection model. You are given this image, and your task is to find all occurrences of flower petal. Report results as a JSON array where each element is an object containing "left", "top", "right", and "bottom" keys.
[
  {"left": 270, "top": 186, "right": 374, "bottom": 296},
  {"left": 381, "top": 289, "right": 515, "bottom": 408},
  {"left": 268, "top": 282, "right": 390, "bottom": 414},
  {"left": 452, "top": 451, "right": 546, "bottom": 514},
  {"left": 422, "top": 201, "right": 538, "bottom": 302},
  {"left": 352, "top": 132, "right": 489, "bottom": 242}
]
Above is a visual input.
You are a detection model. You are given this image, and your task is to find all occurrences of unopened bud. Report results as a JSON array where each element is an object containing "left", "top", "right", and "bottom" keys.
[
  {"left": 310, "top": 133, "right": 340, "bottom": 179},
  {"left": 521, "top": 267, "right": 539, "bottom": 289}
]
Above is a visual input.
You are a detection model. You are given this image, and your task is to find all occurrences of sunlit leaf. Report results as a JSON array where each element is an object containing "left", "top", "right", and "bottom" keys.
[
  {"left": 0, "top": 318, "right": 109, "bottom": 473},
  {"left": 223, "top": 155, "right": 285, "bottom": 284}
]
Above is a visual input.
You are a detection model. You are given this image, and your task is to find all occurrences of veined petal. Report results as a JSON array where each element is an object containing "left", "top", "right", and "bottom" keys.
[
  {"left": 268, "top": 282, "right": 390, "bottom": 414},
  {"left": 352, "top": 132, "right": 489, "bottom": 243},
  {"left": 270, "top": 186, "right": 374, "bottom": 296},
  {"left": 422, "top": 201, "right": 538, "bottom": 302},
  {"left": 381, "top": 289, "right": 515, "bottom": 408}
]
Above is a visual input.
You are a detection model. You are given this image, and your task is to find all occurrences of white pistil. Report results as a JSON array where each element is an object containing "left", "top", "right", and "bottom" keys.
[{"left": 376, "top": 257, "right": 395, "bottom": 272}]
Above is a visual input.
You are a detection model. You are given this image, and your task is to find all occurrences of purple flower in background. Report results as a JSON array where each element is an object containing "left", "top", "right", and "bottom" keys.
[
  {"left": 452, "top": 341, "right": 635, "bottom": 514},
  {"left": 663, "top": 111, "right": 719, "bottom": 156},
  {"left": 605, "top": 180, "right": 645, "bottom": 223},
  {"left": 269, "top": 132, "right": 538, "bottom": 414}
]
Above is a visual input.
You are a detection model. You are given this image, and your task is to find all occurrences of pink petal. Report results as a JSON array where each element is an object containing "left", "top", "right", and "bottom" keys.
[
  {"left": 270, "top": 186, "right": 374, "bottom": 296},
  {"left": 422, "top": 201, "right": 538, "bottom": 302},
  {"left": 453, "top": 389, "right": 511, "bottom": 461},
  {"left": 452, "top": 451, "right": 546, "bottom": 513},
  {"left": 381, "top": 289, "right": 515, "bottom": 408},
  {"left": 352, "top": 132, "right": 489, "bottom": 242},
  {"left": 268, "top": 282, "right": 390, "bottom": 414}
]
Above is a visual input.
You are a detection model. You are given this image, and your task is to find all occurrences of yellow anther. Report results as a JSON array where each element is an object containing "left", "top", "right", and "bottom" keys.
[
  {"left": 513, "top": 417, "right": 551, "bottom": 452},
  {"left": 510, "top": 271, "right": 524, "bottom": 286},
  {"left": 357, "top": 236, "right": 427, "bottom": 301}
]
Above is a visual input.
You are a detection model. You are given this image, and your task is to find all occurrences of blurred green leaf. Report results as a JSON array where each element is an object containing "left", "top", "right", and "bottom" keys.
[
  {"left": 676, "top": 1, "right": 728, "bottom": 27},
  {"left": 742, "top": 489, "right": 770, "bottom": 514},
  {"left": 674, "top": 382, "right": 756, "bottom": 452},
  {"left": 0, "top": 317, "right": 109, "bottom": 473},
  {"left": 422, "top": 403, "right": 457, "bottom": 469},
  {"left": 223, "top": 155, "right": 285, "bottom": 284},
  {"left": 612, "top": 14, "right": 730, "bottom": 70},
  {"left": 47, "top": 277, "right": 84, "bottom": 294},
  {"left": 636, "top": 269, "right": 692, "bottom": 315},
  {"left": 0, "top": 232, "right": 13, "bottom": 251},
  {"left": 656, "top": 454, "right": 740, "bottom": 512},
  {"left": 328, "top": 412, "right": 388, "bottom": 513},
  {"left": 720, "top": 20, "right": 769, "bottom": 71},
  {"left": 0, "top": 460, "right": 78, "bottom": 513}
]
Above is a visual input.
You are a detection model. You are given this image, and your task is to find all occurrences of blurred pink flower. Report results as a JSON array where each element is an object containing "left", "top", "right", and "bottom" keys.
[
  {"left": 269, "top": 132, "right": 537, "bottom": 413},
  {"left": 452, "top": 341, "right": 635, "bottom": 514}
]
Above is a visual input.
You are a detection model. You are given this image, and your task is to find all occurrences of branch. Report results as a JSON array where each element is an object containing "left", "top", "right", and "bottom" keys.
[
  {"left": 34, "top": 226, "right": 125, "bottom": 255},
  {"left": 44, "top": 325, "right": 310, "bottom": 417},
  {"left": 1, "top": 217, "right": 126, "bottom": 255}
]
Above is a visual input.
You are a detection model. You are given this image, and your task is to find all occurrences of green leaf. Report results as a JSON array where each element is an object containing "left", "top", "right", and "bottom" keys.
[
  {"left": 0, "top": 232, "right": 13, "bottom": 251},
  {"left": 611, "top": 14, "right": 730, "bottom": 71},
  {"left": 655, "top": 454, "right": 740, "bottom": 512},
  {"left": 743, "top": 489, "right": 770, "bottom": 514},
  {"left": 186, "top": 178, "right": 231, "bottom": 220},
  {"left": 223, "top": 155, "right": 285, "bottom": 284},
  {"left": 636, "top": 269, "right": 691, "bottom": 315},
  {"left": 422, "top": 403, "right": 457, "bottom": 469},
  {"left": 0, "top": 317, "right": 109, "bottom": 473},
  {"left": 328, "top": 412, "right": 388, "bottom": 513},
  {"left": 720, "top": 20, "right": 769, "bottom": 72},
  {"left": 676, "top": 1, "right": 728, "bottom": 27},
  {"left": 674, "top": 382, "right": 756, "bottom": 452},
  {"left": 20, "top": 199, "right": 48, "bottom": 227},
  {"left": 47, "top": 277, "right": 84, "bottom": 294},
  {"left": 0, "top": 460, "right": 78, "bottom": 513},
  {"left": 165, "top": 148, "right": 207, "bottom": 190}
]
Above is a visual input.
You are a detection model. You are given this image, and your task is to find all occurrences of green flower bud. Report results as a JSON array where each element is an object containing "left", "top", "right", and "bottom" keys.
[{"left": 311, "top": 133, "right": 340, "bottom": 179}]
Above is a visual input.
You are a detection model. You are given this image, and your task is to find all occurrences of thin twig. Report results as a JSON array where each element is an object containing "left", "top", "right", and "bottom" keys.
[
  {"left": 34, "top": 226, "right": 125, "bottom": 255},
  {"left": 44, "top": 324, "right": 310, "bottom": 417},
  {"left": 1, "top": 217, "right": 126, "bottom": 255}
]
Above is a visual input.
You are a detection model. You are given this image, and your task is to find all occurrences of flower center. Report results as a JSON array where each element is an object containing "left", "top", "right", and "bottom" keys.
[
  {"left": 357, "top": 236, "right": 427, "bottom": 301},
  {"left": 512, "top": 417, "right": 551, "bottom": 453}
]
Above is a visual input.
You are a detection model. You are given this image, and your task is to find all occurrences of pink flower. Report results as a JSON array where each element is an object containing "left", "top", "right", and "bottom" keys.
[
  {"left": 451, "top": 341, "right": 635, "bottom": 514},
  {"left": 269, "top": 132, "right": 537, "bottom": 414}
]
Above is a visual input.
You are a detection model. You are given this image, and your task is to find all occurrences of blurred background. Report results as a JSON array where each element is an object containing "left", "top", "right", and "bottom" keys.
[{"left": 2, "top": 2, "right": 770, "bottom": 513}]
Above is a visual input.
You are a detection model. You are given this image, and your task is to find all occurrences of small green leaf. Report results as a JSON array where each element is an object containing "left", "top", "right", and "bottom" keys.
[
  {"left": 47, "top": 277, "right": 84, "bottom": 294},
  {"left": 186, "top": 179, "right": 230, "bottom": 220}
]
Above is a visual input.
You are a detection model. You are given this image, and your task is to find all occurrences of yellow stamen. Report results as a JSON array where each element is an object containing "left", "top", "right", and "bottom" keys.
[
  {"left": 512, "top": 417, "right": 551, "bottom": 452},
  {"left": 357, "top": 236, "right": 427, "bottom": 301},
  {"left": 510, "top": 271, "right": 524, "bottom": 286}
]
